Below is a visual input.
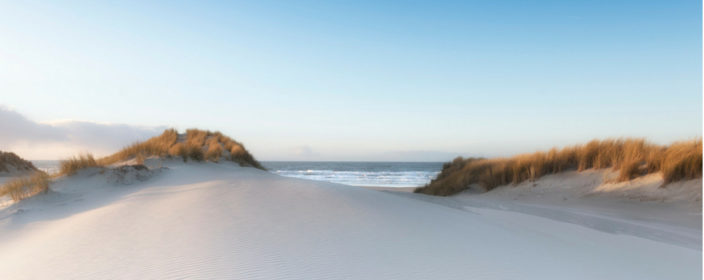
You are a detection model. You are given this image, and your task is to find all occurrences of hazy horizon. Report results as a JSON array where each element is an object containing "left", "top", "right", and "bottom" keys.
[{"left": 1, "top": 1, "right": 701, "bottom": 161}]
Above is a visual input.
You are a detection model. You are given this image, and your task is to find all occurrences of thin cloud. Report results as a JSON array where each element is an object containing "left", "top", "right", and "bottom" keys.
[{"left": 0, "top": 106, "right": 165, "bottom": 159}]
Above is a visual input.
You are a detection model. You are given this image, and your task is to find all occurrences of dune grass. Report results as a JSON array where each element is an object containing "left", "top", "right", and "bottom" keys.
[
  {"left": 415, "top": 138, "right": 703, "bottom": 196},
  {"left": 661, "top": 140, "right": 703, "bottom": 183},
  {"left": 96, "top": 128, "right": 263, "bottom": 168},
  {"left": 205, "top": 137, "right": 224, "bottom": 162},
  {"left": 0, "top": 128, "right": 263, "bottom": 201},
  {"left": 0, "top": 171, "right": 50, "bottom": 201},
  {"left": 59, "top": 154, "right": 100, "bottom": 176},
  {"left": 100, "top": 128, "right": 180, "bottom": 165}
]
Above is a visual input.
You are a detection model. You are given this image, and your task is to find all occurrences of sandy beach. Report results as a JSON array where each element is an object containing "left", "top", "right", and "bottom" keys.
[
  {"left": 1, "top": 1, "right": 701, "bottom": 278},
  {"left": 0, "top": 161, "right": 699, "bottom": 279},
  {"left": 362, "top": 185, "right": 417, "bottom": 192}
]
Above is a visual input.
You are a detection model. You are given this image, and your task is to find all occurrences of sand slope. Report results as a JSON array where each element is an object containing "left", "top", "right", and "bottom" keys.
[
  {"left": 0, "top": 162, "right": 700, "bottom": 279},
  {"left": 391, "top": 170, "right": 702, "bottom": 249}
]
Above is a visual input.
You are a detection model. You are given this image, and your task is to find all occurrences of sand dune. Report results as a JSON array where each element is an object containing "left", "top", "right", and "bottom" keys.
[
  {"left": 0, "top": 151, "right": 36, "bottom": 177},
  {"left": 0, "top": 161, "right": 700, "bottom": 279},
  {"left": 387, "top": 169, "right": 701, "bottom": 249}
]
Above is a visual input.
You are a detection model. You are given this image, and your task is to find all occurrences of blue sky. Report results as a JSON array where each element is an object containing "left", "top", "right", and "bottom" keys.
[{"left": 0, "top": 0, "right": 701, "bottom": 160}]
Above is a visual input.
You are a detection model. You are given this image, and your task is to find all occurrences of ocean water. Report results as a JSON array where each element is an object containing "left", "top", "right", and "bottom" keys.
[
  {"left": 262, "top": 161, "right": 443, "bottom": 188},
  {"left": 32, "top": 160, "right": 61, "bottom": 174},
  {"left": 31, "top": 160, "right": 443, "bottom": 188}
]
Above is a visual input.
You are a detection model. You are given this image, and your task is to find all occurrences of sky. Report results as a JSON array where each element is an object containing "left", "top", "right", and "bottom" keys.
[{"left": 0, "top": 0, "right": 701, "bottom": 161}]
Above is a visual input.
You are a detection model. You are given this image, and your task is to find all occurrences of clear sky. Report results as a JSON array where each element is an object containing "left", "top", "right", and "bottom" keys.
[{"left": 0, "top": 0, "right": 701, "bottom": 161}]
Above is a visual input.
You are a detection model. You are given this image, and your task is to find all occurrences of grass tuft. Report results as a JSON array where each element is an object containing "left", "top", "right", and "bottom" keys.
[
  {"left": 59, "top": 154, "right": 100, "bottom": 176},
  {"left": 0, "top": 171, "right": 50, "bottom": 201},
  {"left": 205, "top": 138, "right": 224, "bottom": 162},
  {"left": 661, "top": 139, "right": 703, "bottom": 183}
]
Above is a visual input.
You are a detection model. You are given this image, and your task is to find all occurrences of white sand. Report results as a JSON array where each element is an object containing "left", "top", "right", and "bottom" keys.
[
  {"left": 0, "top": 162, "right": 700, "bottom": 279},
  {"left": 362, "top": 186, "right": 416, "bottom": 192}
]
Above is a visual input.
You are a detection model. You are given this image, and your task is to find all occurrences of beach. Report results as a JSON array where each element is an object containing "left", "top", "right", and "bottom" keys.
[
  {"left": 1, "top": 0, "right": 700, "bottom": 278},
  {"left": 0, "top": 161, "right": 699, "bottom": 279}
]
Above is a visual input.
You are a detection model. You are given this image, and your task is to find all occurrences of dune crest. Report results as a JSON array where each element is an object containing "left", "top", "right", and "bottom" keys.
[{"left": 0, "top": 151, "right": 37, "bottom": 176}]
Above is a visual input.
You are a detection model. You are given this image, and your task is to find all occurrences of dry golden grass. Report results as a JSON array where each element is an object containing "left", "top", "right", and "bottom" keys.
[
  {"left": 186, "top": 142, "right": 205, "bottom": 161},
  {"left": 205, "top": 137, "right": 224, "bottom": 162},
  {"left": 59, "top": 154, "right": 100, "bottom": 176},
  {"left": 99, "top": 128, "right": 179, "bottom": 165},
  {"left": 186, "top": 129, "right": 208, "bottom": 147},
  {"left": 2, "top": 129, "right": 263, "bottom": 201},
  {"left": 415, "top": 138, "right": 703, "bottom": 196},
  {"left": 661, "top": 140, "right": 703, "bottom": 183},
  {"left": 0, "top": 171, "right": 50, "bottom": 201},
  {"left": 94, "top": 128, "right": 262, "bottom": 168},
  {"left": 168, "top": 142, "right": 186, "bottom": 159}
]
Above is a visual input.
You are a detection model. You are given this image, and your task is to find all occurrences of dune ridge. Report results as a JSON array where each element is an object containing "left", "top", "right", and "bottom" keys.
[
  {"left": 0, "top": 151, "right": 37, "bottom": 175},
  {"left": 58, "top": 128, "right": 263, "bottom": 178},
  {"left": 0, "top": 152, "right": 48, "bottom": 202},
  {"left": 0, "top": 129, "right": 262, "bottom": 202},
  {"left": 416, "top": 138, "right": 702, "bottom": 196},
  {"left": 97, "top": 128, "right": 263, "bottom": 169}
]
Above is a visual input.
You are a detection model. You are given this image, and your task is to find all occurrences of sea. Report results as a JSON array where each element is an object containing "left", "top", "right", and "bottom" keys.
[
  {"left": 263, "top": 161, "right": 443, "bottom": 188},
  {"left": 32, "top": 160, "right": 61, "bottom": 174},
  {"left": 31, "top": 160, "right": 443, "bottom": 188}
]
